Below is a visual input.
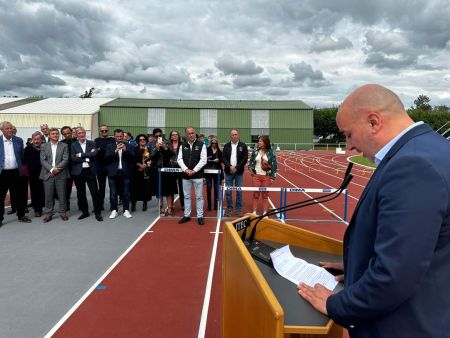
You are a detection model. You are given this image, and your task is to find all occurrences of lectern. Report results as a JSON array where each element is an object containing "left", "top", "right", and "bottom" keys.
[{"left": 222, "top": 214, "right": 344, "bottom": 338}]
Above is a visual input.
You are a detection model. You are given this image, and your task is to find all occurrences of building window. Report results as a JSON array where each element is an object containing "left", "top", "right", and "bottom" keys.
[
  {"left": 251, "top": 110, "right": 269, "bottom": 139},
  {"left": 148, "top": 108, "right": 166, "bottom": 135},
  {"left": 200, "top": 109, "right": 217, "bottom": 137}
]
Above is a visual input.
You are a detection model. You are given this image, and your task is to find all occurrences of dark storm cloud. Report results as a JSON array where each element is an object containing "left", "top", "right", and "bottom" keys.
[
  {"left": 215, "top": 55, "right": 264, "bottom": 76},
  {"left": 310, "top": 37, "right": 353, "bottom": 53},
  {"left": 0, "top": 69, "right": 65, "bottom": 91},
  {"left": 233, "top": 75, "right": 271, "bottom": 88},
  {"left": 287, "top": 62, "right": 328, "bottom": 87},
  {"left": 364, "top": 52, "right": 417, "bottom": 70}
]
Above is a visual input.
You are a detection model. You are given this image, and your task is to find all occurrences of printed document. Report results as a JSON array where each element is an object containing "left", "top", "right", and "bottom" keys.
[{"left": 270, "top": 245, "right": 338, "bottom": 291}]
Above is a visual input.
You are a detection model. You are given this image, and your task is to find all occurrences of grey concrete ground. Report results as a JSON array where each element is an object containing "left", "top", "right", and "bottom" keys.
[{"left": 0, "top": 191, "right": 159, "bottom": 338}]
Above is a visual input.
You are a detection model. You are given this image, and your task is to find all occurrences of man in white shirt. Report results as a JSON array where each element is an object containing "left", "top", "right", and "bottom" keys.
[
  {"left": 39, "top": 128, "right": 70, "bottom": 222},
  {"left": 0, "top": 121, "right": 32, "bottom": 225},
  {"left": 177, "top": 127, "right": 207, "bottom": 225}
]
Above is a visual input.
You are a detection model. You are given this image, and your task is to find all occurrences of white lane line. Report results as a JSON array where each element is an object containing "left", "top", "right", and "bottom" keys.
[
  {"left": 197, "top": 213, "right": 222, "bottom": 338},
  {"left": 43, "top": 215, "right": 161, "bottom": 338},
  {"left": 276, "top": 171, "right": 349, "bottom": 225},
  {"left": 279, "top": 159, "right": 360, "bottom": 202}
]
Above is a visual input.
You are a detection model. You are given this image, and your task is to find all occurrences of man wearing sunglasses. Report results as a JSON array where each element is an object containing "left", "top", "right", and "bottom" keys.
[{"left": 95, "top": 125, "right": 115, "bottom": 211}]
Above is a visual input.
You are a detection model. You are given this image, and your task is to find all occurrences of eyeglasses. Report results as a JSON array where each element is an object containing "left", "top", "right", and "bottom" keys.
[
  {"left": 139, "top": 139, "right": 146, "bottom": 142},
  {"left": 100, "top": 130, "right": 108, "bottom": 133}
]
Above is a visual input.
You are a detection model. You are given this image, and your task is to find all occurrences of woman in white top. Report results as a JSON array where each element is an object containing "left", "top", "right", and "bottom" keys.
[{"left": 248, "top": 135, "right": 277, "bottom": 215}]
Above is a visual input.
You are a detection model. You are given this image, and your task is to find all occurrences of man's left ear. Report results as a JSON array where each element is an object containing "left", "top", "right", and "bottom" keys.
[{"left": 368, "top": 112, "right": 381, "bottom": 132}]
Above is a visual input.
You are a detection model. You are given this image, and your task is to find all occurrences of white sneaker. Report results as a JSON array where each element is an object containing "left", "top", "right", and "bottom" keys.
[
  {"left": 252, "top": 210, "right": 257, "bottom": 214},
  {"left": 123, "top": 210, "right": 133, "bottom": 218},
  {"left": 109, "top": 210, "right": 118, "bottom": 219}
]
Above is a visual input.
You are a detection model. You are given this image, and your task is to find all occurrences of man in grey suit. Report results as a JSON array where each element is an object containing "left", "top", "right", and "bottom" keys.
[{"left": 40, "top": 128, "right": 70, "bottom": 222}]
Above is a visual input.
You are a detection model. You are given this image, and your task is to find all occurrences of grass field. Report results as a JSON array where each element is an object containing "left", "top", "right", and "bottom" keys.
[{"left": 349, "top": 155, "right": 376, "bottom": 168}]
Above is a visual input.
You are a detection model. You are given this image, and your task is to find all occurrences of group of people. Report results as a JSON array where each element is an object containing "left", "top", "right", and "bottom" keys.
[{"left": 0, "top": 122, "right": 279, "bottom": 226}]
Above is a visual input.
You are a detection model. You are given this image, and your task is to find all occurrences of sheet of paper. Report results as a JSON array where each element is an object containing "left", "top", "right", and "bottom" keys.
[{"left": 270, "top": 245, "right": 338, "bottom": 291}]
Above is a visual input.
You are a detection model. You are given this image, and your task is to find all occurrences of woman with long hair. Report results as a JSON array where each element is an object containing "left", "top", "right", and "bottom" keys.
[
  {"left": 131, "top": 134, "right": 152, "bottom": 211},
  {"left": 248, "top": 135, "right": 277, "bottom": 215},
  {"left": 205, "top": 137, "right": 223, "bottom": 211},
  {"left": 168, "top": 130, "right": 185, "bottom": 213}
]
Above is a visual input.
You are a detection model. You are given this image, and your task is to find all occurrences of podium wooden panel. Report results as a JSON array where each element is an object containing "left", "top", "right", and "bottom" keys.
[{"left": 222, "top": 214, "right": 343, "bottom": 338}]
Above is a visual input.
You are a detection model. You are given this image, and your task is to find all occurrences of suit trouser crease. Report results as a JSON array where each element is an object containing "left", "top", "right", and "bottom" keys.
[
  {"left": 74, "top": 169, "right": 101, "bottom": 214},
  {"left": 43, "top": 176, "right": 67, "bottom": 213}
]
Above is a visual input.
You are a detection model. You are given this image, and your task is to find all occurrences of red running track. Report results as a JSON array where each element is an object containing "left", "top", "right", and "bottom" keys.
[{"left": 48, "top": 151, "right": 373, "bottom": 338}]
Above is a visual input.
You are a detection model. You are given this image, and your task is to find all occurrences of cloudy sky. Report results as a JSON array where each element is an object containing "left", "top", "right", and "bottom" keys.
[{"left": 1, "top": 0, "right": 449, "bottom": 107}]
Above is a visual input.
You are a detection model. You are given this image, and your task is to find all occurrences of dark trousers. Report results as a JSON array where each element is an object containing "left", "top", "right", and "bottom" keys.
[
  {"left": 206, "top": 174, "right": 220, "bottom": 210},
  {"left": 0, "top": 169, "right": 26, "bottom": 220},
  {"left": 97, "top": 168, "right": 108, "bottom": 209},
  {"left": 73, "top": 168, "right": 101, "bottom": 215},
  {"left": 108, "top": 171, "right": 130, "bottom": 211},
  {"left": 29, "top": 176, "right": 44, "bottom": 213},
  {"left": 66, "top": 177, "right": 73, "bottom": 210}
]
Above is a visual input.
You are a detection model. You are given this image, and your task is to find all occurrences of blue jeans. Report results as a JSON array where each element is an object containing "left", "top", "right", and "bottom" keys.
[
  {"left": 109, "top": 172, "right": 130, "bottom": 211},
  {"left": 225, "top": 173, "right": 243, "bottom": 211}
]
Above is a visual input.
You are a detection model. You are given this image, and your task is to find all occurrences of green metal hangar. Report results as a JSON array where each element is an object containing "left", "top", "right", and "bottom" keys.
[{"left": 99, "top": 99, "right": 312, "bottom": 148}]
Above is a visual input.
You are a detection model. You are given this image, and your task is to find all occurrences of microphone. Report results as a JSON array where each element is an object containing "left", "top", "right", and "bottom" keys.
[{"left": 242, "top": 162, "right": 354, "bottom": 265}]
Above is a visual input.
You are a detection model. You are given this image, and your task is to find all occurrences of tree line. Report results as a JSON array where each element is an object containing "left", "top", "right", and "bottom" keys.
[{"left": 314, "top": 95, "right": 450, "bottom": 142}]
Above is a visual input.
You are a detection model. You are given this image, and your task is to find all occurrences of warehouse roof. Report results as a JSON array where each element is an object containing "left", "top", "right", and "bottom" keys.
[
  {"left": 101, "top": 98, "right": 311, "bottom": 110},
  {"left": 0, "top": 97, "right": 44, "bottom": 111},
  {"left": 1, "top": 98, "right": 115, "bottom": 115}
]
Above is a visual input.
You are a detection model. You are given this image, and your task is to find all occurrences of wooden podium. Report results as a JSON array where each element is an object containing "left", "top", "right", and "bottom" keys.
[{"left": 222, "top": 214, "right": 344, "bottom": 338}]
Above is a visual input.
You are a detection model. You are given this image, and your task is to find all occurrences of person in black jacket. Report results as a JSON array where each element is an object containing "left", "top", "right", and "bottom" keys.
[
  {"left": 61, "top": 126, "right": 76, "bottom": 211},
  {"left": 177, "top": 127, "right": 207, "bottom": 225},
  {"left": 222, "top": 129, "right": 248, "bottom": 217},
  {"left": 23, "top": 131, "right": 45, "bottom": 217},
  {"left": 205, "top": 137, "right": 223, "bottom": 211},
  {"left": 94, "top": 124, "right": 115, "bottom": 211}
]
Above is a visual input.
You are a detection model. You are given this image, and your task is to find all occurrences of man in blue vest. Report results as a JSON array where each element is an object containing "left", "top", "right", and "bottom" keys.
[{"left": 177, "top": 126, "right": 207, "bottom": 225}]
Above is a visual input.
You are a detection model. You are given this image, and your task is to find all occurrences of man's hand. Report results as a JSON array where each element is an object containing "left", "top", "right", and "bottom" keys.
[
  {"left": 230, "top": 165, "right": 237, "bottom": 173},
  {"left": 319, "top": 262, "right": 344, "bottom": 282},
  {"left": 297, "top": 283, "right": 332, "bottom": 315},
  {"left": 52, "top": 168, "right": 60, "bottom": 175}
]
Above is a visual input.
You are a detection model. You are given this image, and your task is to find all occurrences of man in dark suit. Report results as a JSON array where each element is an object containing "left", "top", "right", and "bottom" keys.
[
  {"left": 105, "top": 128, "right": 135, "bottom": 219},
  {"left": 71, "top": 127, "right": 103, "bottom": 222},
  {"left": 23, "top": 131, "right": 45, "bottom": 217},
  {"left": 222, "top": 129, "right": 248, "bottom": 217},
  {"left": 40, "top": 128, "right": 70, "bottom": 222},
  {"left": 298, "top": 84, "right": 450, "bottom": 338},
  {"left": 94, "top": 124, "right": 115, "bottom": 211},
  {"left": 0, "top": 121, "right": 32, "bottom": 225},
  {"left": 61, "top": 126, "right": 76, "bottom": 211}
]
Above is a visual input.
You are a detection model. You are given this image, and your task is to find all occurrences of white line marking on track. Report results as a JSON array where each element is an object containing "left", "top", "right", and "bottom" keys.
[
  {"left": 276, "top": 171, "right": 349, "bottom": 225},
  {"left": 197, "top": 213, "right": 222, "bottom": 338},
  {"left": 280, "top": 158, "right": 360, "bottom": 201},
  {"left": 210, "top": 231, "right": 223, "bottom": 234},
  {"left": 43, "top": 215, "right": 161, "bottom": 338}
]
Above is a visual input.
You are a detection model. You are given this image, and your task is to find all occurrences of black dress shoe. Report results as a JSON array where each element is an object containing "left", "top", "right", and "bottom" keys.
[
  {"left": 197, "top": 217, "right": 205, "bottom": 225},
  {"left": 7, "top": 209, "right": 16, "bottom": 215},
  {"left": 78, "top": 213, "right": 90, "bottom": 220},
  {"left": 43, "top": 214, "right": 53, "bottom": 223},
  {"left": 34, "top": 211, "right": 42, "bottom": 217},
  {"left": 18, "top": 216, "right": 32, "bottom": 223},
  {"left": 60, "top": 213, "right": 69, "bottom": 221},
  {"left": 95, "top": 214, "right": 103, "bottom": 222},
  {"left": 178, "top": 216, "right": 191, "bottom": 224},
  {"left": 131, "top": 204, "right": 136, "bottom": 212}
]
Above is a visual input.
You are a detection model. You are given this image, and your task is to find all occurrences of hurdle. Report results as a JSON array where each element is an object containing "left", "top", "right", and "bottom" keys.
[
  {"left": 158, "top": 168, "right": 222, "bottom": 217},
  {"left": 283, "top": 187, "right": 349, "bottom": 222}
]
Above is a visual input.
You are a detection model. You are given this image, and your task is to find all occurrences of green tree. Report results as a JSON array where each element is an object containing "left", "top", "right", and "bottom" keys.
[
  {"left": 413, "top": 94, "right": 432, "bottom": 112},
  {"left": 313, "top": 107, "right": 343, "bottom": 140},
  {"left": 80, "top": 87, "right": 95, "bottom": 98}
]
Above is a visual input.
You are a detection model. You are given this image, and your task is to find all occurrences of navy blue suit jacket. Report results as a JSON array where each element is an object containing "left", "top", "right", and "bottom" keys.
[
  {"left": 104, "top": 142, "right": 135, "bottom": 177},
  {"left": 0, "top": 136, "right": 24, "bottom": 176},
  {"left": 71, "top": 140, "right": 99, "bottom": 176},
  {"left": 327, "top": 124, "right": 450, "bottom": 338}
]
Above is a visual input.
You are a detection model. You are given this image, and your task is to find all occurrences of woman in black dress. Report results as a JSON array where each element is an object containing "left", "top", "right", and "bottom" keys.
[
  {"left": 131, "top": 134, "right": 152, "bottom": 211},
  {"left": 205, "top": 137, "right": 223, "bottom": 211}
]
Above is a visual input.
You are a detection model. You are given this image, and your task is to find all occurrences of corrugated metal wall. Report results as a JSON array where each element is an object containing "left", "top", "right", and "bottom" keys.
[{"left": 99, "top": 103, "right": 313, "bottom": 145}]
